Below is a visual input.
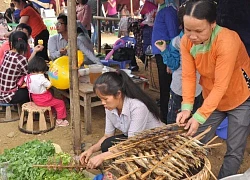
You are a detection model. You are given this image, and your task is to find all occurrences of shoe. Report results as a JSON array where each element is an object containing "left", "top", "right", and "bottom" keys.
[
  {"left": 56, "top": 119, "right": 69, "bottom": 127},
  {"left": 129, "top": 66, "right": 139, "bottom": 72}
]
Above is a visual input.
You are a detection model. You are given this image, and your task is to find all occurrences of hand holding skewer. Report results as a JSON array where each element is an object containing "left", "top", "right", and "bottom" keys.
[{"left": 176, "top": 110, "right": 200, "bottom": 136}]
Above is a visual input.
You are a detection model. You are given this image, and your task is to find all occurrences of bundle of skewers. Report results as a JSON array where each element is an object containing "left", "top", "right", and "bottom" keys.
[{"left": 103, "top": 125, "right": 219, "bottom": 180}]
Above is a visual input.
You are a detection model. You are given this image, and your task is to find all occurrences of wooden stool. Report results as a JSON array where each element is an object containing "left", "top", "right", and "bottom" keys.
[
  {"left": 0, "top": 103, "right": 21, "bottom": 123},
  {"left": 19, "top": 102, "right": 55, "bottom": 134}
]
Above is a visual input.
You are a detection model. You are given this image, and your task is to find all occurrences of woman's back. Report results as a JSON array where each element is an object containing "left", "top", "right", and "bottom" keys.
[{"left": 0, "top": 51, "right": 28, "bottom": 103}]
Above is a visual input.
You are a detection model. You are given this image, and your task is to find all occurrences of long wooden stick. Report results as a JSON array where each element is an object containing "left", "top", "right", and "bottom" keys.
[
  {"left": 203, "top": 143, "right": 223, "bottom": 149},
  {"left": 114, "top": 155, "right": 156, "bottom": 164},
  {"left": 205, "top": 136, "right": 218, "bottom": 146},
  {"left": 33, "top": 164, "right": 86, "bottom": 169}
]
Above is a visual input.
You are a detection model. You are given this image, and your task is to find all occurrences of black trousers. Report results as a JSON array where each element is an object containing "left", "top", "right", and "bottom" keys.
[
  {"left": 10, "top": 88, "right": 30, "bottom": 104},
  {"left": 34, "top": 29, "right": 50, "bottom": 60},
  {"left": 107, "top": 14, "right": 118, "bottom": 33},
  {"left": 101, "top": 134, "right": 128, "bottom": 152},
  {"left": 155, "top": 54, "right": 172, "bottom": 124}
]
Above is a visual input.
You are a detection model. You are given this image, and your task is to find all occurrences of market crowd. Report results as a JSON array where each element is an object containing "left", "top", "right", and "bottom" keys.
[{"left": 0, "top": 0, "right": 249, "bottom": 179}]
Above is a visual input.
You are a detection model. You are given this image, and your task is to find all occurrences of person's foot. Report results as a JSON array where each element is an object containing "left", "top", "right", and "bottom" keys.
[
  {"left": 56, "top": 119, "right": 69, "bottom": 127},
  {"left": 129, "top": 66, "right": 139, "bottom": 72}
]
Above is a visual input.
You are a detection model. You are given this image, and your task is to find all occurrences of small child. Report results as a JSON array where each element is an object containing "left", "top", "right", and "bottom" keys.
[
  {"left": 117, "top": 4, "right": 129, "bottom": 38},
  {"left": 25, "top": 56, "right": 69, "bottom": 126}
]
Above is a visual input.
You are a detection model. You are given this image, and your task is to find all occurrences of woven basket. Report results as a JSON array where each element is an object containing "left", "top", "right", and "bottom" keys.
[
  {"left": 148, "top": 56, "right": 160, "bottom": 92},
  {"left": 185, "top": 157, "right": 211, "bottom": 180}
]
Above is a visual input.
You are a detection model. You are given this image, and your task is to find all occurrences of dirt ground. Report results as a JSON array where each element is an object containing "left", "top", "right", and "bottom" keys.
[{"left": 0, "top": 33, "right": 250, "bottom": 178}]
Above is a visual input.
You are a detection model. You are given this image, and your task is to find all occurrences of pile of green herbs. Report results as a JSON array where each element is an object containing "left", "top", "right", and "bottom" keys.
[{"left": 0, "top": 140, "right": 89, "bottom": 180}]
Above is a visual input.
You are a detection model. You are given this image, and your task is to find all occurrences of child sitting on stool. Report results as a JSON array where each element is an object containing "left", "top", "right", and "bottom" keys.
[{"left": 25, "top": 56, "right": 69, "bottom": 127}]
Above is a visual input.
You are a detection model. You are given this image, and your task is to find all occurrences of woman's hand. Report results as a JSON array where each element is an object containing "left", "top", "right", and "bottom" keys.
[
  {"left": 33, "top": 45, "right": 44, "bottom": 53},
  {"left": 176, "top": 110, "right": 200, "bottom": 136},
  {"left": 183, "top": 117, "right": 200, "bottom": 136},
  {"left": 154, "top": 40, "right": 167, "bottom": 52},
  {"left": 176, "top": 110, "right": 192, "bottom": 126},
  {"left": 86, "top": 153, "right": 105, "bottom": 169},
  {"left": 79, "top": 148, "right": 93, "bottom": 165}
]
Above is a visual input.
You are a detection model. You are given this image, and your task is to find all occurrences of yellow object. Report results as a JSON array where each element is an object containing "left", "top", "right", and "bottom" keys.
[
  {"left": 48, "top": 50, "right": 84, "bottom": 89},
  {"left": 38, "top": 39, "right": 43, "bottom": 45}
]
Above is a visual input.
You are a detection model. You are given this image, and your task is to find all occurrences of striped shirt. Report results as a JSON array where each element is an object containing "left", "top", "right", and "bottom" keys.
[
  {"left": 105, "top": 97, "right": 163, "bottom": 137},
  {"left": 0, "top": 51, "right": 28, "bottom": 103}
]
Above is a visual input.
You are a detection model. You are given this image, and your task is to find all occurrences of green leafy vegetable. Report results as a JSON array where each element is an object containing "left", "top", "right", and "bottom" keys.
[{"left": 0, "top": 140, "right": 90, "bottom": 180}]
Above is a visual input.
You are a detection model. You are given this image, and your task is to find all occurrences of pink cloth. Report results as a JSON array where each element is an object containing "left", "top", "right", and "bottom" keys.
[
  {"left": 107, "top": 0, "right": 117, "bottom": 15},
  {"left": 76, "top": 4, "right": 92, "bottom": 30},
  {"left": 31, "top": 91, "right": 66, "bottom": 119},
  {"left": 0, "top": 41, "right": 31, "bottom": 66}
]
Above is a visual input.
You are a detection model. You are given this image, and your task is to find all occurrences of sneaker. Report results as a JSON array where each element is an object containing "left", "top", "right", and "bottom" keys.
[{"left": 56, "top": 119, "right": 69, "bottom": 127}]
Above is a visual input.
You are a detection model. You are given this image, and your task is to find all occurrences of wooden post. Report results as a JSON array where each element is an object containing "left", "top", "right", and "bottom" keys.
[
  {"left": 68, "top": 0, "right": 81, "bottom": 155},
  {"left": 97, "top": 0, "right": 101, "bottom": 53},
  {"left": 130, "top": 0, "right": 134, "bottom": 16},
  {"left": 55, "top": 0, "right": 60, "bottom": 16}
]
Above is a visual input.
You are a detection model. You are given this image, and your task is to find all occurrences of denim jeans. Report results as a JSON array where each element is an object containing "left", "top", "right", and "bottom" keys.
[
  {"left": 167, "top": 90, "right": 203, "bottom": 124},
  {"left": 91, "top": 19, "right": 98, "bottom": 46}
]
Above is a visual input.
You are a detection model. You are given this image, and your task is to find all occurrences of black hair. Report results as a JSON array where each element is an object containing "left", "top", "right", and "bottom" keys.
[
  {"left": 117, "top": 4, "right": 126, "bottom": 12},
  {"left": 16, "top": 23, "right": 32, "bottom": 36},
  {"left": 93, "top": 71, "right": 161, "bottom": 120},
  {"left": 57, "top": 14, "right": 67, "bottom": 25},
  {"left": 9, "top": 31, "right": 28, "bottom": 54},
  {"left": 13, "top": 0, "right": 40, "bottom": 14},
  {"left": 78, "top": 0, "right": 88, "bottom": 5},
  {"left": 27, "top": 56, "right": 47, "bottom": 73},
  {"left": 10, "top": 3, "right": 15, "bottom": 7},
  {"left": 184, "top": 0, "right": 217, "bottom": 23}
]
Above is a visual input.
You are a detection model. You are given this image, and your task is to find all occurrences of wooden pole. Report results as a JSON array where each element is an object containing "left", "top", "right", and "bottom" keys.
[
  {"left": 97, "top": 0, "right": 101, "bottom": 53},
  {"left": 68, "top": 0, "right": 81, "bottom": 155},
  {"left": 130, "top": 0, "right": 134, "bottom": 16}
]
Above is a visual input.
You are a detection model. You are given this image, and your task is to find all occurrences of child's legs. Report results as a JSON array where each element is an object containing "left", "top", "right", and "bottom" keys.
[
  {"left": 167, "top": 90, "right": 182, "bottom": 124},
  {"left": 32, "top": 92, "right": 66, "bottom": 119},
  {"left": 49, "top": 98, "right": 67, "bottom": 119}
]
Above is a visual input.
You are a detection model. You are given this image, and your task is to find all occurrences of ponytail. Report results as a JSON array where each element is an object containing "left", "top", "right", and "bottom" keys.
[
  {"left": 9, "top": 31, "right": 28, "bottom": 54},
  {"left": 94, "top": 71, "right": 161, "bottom": 120}
]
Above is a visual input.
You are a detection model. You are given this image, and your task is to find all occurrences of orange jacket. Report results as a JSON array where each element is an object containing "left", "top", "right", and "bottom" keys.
[
  {"left": 20, "top": 6, "right": 47, "bottom": 38},
  {"left": 181, "top": 25, "right": 250, "bottom": 124}
]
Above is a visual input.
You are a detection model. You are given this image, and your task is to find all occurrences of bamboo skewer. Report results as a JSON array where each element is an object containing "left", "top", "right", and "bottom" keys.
[
  {"left": 205, "top": 136, "right": 218, "bottom": 146},
  {"left": 117, "top": 168, "right": 141, "bottom": 180},
  {"left": 113, "top": 154, "right": 156, "bottom": 164},
  {"left": 204, "top": 143, "right": 223, "bottom": 149},
  {"left": 33, "top": 164, "right": 86, "bottom": 169}
]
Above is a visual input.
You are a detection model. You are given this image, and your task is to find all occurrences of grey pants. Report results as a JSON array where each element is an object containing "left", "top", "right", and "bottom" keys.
[{"left": 197, "top": 98, "right": 250, "bottom": 179}]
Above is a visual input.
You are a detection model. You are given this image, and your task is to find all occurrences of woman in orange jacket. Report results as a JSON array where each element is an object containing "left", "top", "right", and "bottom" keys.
[{"left": 176, "top": 0, "right": 250, "bottom": 179}]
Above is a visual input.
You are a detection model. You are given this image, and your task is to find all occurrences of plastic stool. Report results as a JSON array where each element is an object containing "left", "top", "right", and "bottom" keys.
[
  {"left": 0, "top": 103, "right": 21, "bottom": 123},
  {"left": 19, "top": 102, "right": 55, "bottom": 134}
]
